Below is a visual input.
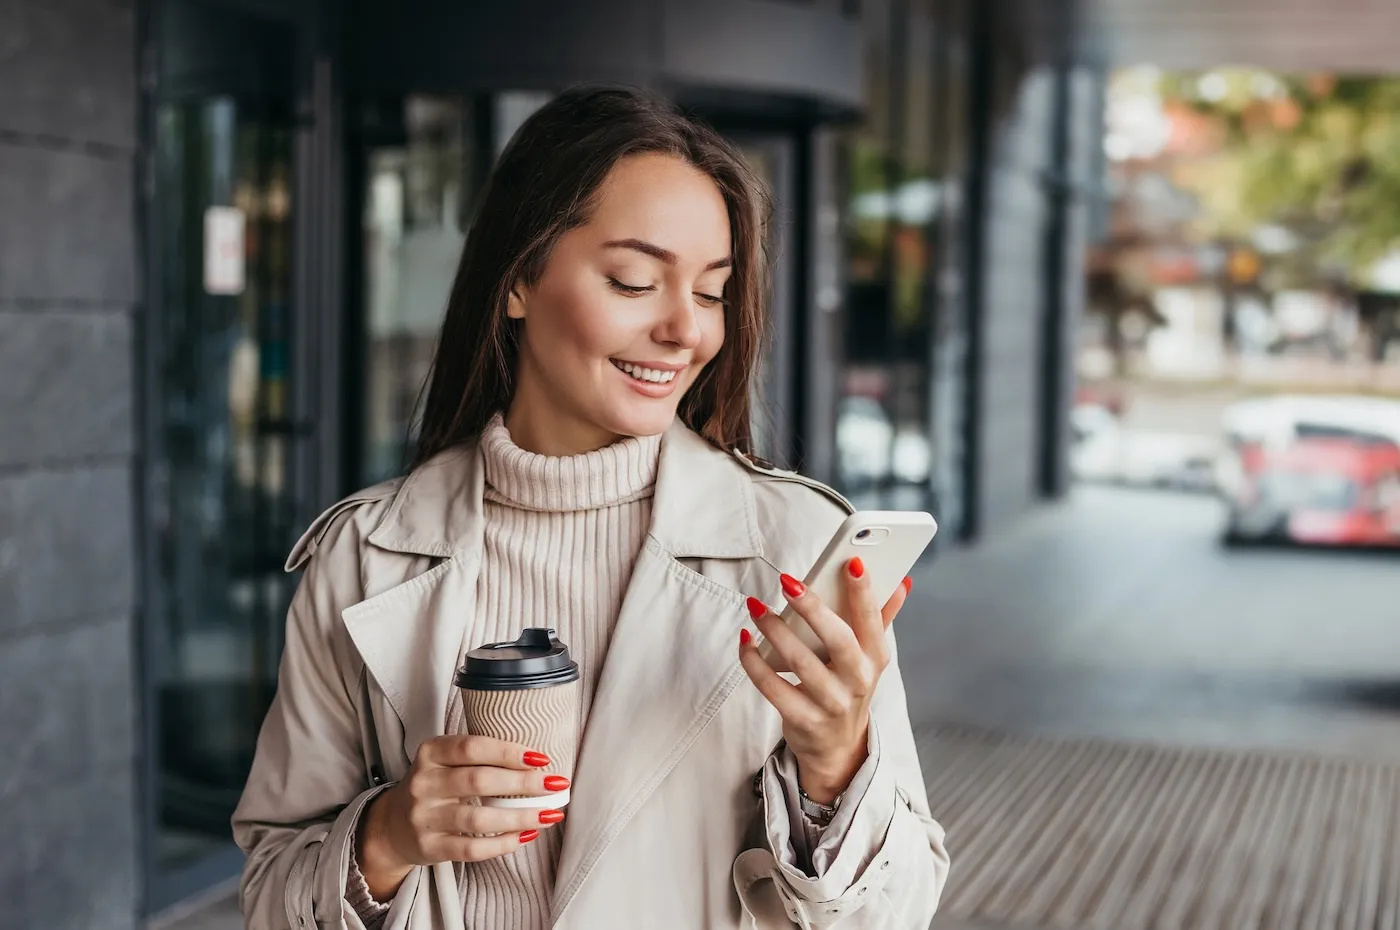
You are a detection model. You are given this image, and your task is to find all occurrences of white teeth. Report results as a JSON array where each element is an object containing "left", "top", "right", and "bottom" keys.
[{"left": 615, "top": 361, "right": 677, "bottom": 384}]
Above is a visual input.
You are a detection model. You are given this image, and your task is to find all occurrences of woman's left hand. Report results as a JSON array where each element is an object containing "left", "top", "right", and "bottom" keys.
[{"left": 739, "top": 560, "right": 912, "bottom": 804}]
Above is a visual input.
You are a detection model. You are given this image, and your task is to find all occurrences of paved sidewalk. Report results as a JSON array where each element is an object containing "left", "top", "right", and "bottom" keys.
[{"left": 899, "top": 484, "right": 1400, "bottom": 763}]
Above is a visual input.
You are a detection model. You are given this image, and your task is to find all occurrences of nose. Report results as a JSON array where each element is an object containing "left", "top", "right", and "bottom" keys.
[{"left": 654, "top": 293, "right": 703, "bottom": 350}]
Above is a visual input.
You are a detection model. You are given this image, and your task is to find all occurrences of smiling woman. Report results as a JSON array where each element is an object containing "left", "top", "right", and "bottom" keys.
[
  {"left": 233, "top": 85, "right": 948, "bottom": 930},
  {"left": 500, "top": 153, "right": 736, "bottom": 452}
]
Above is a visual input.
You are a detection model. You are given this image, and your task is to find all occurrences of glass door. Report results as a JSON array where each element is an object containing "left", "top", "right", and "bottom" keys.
[
  {"left": 142, "top": 0, "right": 302, "bottom": 911},
  {"left": 353, "top": 91, "right": 552, "bottom": 486},
  {"left": 358, "top": 96, "right": 475, "bottom": 485}
]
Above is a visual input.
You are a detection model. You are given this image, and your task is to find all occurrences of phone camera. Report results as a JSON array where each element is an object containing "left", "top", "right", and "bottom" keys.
[{"left": 855, "top": 529, "right": 871, "bottom": 540}]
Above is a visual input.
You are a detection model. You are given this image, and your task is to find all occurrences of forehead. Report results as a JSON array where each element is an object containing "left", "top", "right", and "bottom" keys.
[{"left": 585, "top": 154, "right": 732, "bottom": 255}]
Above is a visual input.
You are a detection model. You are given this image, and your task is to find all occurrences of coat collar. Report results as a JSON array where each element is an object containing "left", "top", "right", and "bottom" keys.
[{"left": 365, "top": 419, "right": 764, "bottom": 562}]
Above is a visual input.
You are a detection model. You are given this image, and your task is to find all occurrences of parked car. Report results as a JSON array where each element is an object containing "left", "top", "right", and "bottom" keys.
[
  {"left": 1222, "top": 436, "right": 1400, "bottom": 547},
  {"left": 1215, "top": 394, "right": 1400, "bottom": 501},
  {"left": 1071, "top": 403, "right": 1218, "bottom": 492}
]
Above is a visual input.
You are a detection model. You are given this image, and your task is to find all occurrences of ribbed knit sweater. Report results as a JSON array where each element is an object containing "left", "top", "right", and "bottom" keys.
[{"left": 348, "top": 415, "right": 660, "bottom": 929}]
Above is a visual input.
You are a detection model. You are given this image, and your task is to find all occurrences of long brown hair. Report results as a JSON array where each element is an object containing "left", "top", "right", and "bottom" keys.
[{"left": 411, "top": 86, "right": 771, "bottom": 469}]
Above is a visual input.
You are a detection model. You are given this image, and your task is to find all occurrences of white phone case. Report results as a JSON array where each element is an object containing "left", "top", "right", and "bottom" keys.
[{"left": 757, "top": 510, "right": 937, "bottom": 674}]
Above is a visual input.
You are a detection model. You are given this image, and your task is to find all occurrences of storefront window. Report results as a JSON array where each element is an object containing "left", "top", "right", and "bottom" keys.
[
  {"left": 361, "top": 96, "right": 473, "bottom": 484},
  {"left": 837, "top": 0, "right": 971, "bottom": 531},
  {"left": 358, "top": 92, "right": 554, "bottom": 486}
]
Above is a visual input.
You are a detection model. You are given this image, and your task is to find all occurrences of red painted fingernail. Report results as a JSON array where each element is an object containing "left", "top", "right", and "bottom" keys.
[
  {"left": 745, "top": 596, "right": 767, "bottom": 620},
  {"left": 523, "top": 751, "right": 551, "bottom": 768},
  {"left": 739, "top": 628, "right": 752, "bottom": 646},
  {"left": 544, "top": 775, "right": 570, "bottom": 792},
  {"left": 539, "top": 809, "right": 565, "bottom": 824},
  {"left": 780, "top": 573, "right": 805, "bottom": 599},
  {"left": 848, "top": 557, "right": 865, "bottom": 579},
  {"left": 519, "top": 830, "right": 540, "bottom": 844},
  {"left": 902, "top": 576, "right": 913, "bottom": 593}
]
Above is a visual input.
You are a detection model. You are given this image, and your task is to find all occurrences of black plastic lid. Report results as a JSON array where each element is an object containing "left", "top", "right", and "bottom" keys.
[{"left": 455, "top": 628, "right": 580, "bottom": 691}]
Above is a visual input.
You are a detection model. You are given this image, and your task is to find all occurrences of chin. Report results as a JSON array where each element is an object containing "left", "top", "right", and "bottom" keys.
[{"left": 601, "top": 404, "right": 681, "bottom": 440}]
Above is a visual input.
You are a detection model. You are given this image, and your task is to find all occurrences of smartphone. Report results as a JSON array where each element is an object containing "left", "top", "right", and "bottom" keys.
[{"left": 757, "top": 510, "right": 937, "bottom": 673}]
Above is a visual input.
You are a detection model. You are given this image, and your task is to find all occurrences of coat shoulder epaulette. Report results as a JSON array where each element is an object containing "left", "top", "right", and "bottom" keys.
[
  {"left": 730, "top": 449, "right": 854, "bottom": 515},
  {"left": 284, "top": 479, "right": 403, "bottom": 572}
]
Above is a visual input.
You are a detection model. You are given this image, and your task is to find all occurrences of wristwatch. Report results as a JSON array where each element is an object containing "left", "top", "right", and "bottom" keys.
[{"left": 798, "top": 785, "right": 842, "bottom": 826}]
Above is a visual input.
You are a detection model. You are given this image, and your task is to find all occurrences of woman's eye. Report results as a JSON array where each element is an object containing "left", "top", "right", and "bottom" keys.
[
  {"left": 695, "top": 292, "right": 726, "bottom": 306},
  {"left": 608, "top": 277, "right": 654, "bottom": 295}
]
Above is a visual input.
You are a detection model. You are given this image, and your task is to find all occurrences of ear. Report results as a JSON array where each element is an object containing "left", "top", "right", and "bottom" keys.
[{"left": 506, "top": 287, "right": 527, "bottom": 320}]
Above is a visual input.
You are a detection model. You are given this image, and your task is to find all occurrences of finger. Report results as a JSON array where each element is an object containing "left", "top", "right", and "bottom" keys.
[
  {"left": 777, "top": 573, "right": 864, "bottom": 673},
  {"left": 431, "top": 765, "right": 571, "bottom": 801},
  {"left": 746, "top": 598, "right": 841, "bottom": 703},
  {"left": 423, "top": 799, "right": 566, "bottom": 836},
  {"left": 418, "top": 735, "right": 552, "bottom": 771},
  {"left": 881, "top": 576, "right": 912, "bottom": 628},
  {"left": 842, "top": 558, "right": 888, "bottom": 660},
  {"left": 739, "top": 630, "right": 824, "bottom": 725},
  {"left": 433, "top": 827, "right": 544, "bottom": 863}
]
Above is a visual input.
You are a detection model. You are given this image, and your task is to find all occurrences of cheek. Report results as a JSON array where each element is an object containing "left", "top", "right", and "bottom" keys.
[
  {"left": 530, "top": 288, "right": 618, "bottom": 355},
  {"left": 697, "top": 308, "right": 727, "bottom": 364},
  {"left": 569, "top": 303, "right": 626, "bottom": 355}
]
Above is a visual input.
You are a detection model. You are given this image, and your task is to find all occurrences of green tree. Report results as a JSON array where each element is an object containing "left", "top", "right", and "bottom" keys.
[{"left": 1161, "top": 71, "right": 1400, "bottom": 279}]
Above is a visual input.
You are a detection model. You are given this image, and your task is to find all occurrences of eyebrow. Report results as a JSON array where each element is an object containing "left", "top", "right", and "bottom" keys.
[{"left": 603, "top": 238, "right": 732, "bottom": 271}]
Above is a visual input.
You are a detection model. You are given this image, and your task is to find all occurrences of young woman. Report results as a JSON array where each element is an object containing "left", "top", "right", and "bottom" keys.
[{"left": 234, "top": 86, "right": 948, "bottom": 930}]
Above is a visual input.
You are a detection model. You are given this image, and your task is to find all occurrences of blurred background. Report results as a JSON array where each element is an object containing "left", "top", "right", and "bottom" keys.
[{"left": 3, "top": 0, "right": 1399, "bottom": 927}]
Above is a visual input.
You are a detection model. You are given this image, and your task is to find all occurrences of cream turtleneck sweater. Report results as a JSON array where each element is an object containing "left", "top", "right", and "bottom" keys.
[
  {"left": 350, "top": 415, "right": 661, "bottom": 929},
  {"left": 455, "top": 416, "right": 661, "bottom": 927}
]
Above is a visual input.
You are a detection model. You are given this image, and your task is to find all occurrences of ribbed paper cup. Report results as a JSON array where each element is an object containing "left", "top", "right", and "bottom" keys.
[
  {"left": 456, "top": 628, "right": 581, "bottom": 809},
  {"left": 461, "top": 680, "right": 579, "bottom": 807}
]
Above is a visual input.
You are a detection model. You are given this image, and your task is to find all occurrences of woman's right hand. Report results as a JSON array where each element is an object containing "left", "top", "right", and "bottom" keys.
[{"left": 356, "top": 735, "right": 570, "bottom": 899}]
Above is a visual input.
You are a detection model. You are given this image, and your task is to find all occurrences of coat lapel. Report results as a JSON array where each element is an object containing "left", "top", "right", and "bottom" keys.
[
  {"left": 341, "top": 554, "right": 482, "bottom": 767},
  {"left": 341, "top": 446, "right": 488, "bottom": 767},
  {"left": 550, "top": 425, "right": 771, "bottom": 922}
]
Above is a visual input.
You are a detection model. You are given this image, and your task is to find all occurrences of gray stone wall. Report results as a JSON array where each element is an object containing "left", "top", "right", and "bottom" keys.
[{"left": 0, "top": 1, "right": 140, "bottom": 927}]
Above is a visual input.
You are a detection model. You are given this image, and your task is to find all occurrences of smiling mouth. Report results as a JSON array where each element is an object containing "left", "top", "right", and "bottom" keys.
[{"left": 611, "top": 360, "right": 680, "bottom": 384}]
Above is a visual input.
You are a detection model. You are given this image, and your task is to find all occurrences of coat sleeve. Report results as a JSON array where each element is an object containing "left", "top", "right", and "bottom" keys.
[
  {"left": 232, "top": 506, "right": 397, "bottom": 930},
  {"left": 735, "top": 633, "right": 950, "bottom": 929}
]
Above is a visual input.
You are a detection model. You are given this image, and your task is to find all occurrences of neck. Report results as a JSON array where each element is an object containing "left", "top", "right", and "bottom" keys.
[{"left": 504, "top": 391, "right": 622, "bottom": 458}]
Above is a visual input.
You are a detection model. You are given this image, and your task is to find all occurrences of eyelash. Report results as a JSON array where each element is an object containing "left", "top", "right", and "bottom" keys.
[{"left": 608, "top": 277, "right": 727, "bottom": 307}]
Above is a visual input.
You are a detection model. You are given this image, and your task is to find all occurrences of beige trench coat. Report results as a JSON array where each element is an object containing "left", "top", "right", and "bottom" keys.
[{"left": 233, "top": 422, "right": 949, "bottom": 929}]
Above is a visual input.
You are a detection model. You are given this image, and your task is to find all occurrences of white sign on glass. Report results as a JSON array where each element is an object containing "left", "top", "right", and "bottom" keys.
[{"left": 204, "top": 206, "right": 246, "bottom": 295}]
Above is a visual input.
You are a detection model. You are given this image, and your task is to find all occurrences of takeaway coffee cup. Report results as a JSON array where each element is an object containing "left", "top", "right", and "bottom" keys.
[{"left": 455, "top": 628, "right": 581, "bottom": 808}]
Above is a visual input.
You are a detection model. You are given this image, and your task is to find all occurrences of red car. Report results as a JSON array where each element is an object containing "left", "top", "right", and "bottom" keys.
[{"left": 1224, "top": 438, "right": 1400, "bottom": 546}]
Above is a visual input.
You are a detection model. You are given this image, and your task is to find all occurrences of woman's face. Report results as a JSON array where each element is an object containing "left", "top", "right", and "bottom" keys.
[{"left": 506, "top": 153, "right": 733, "bottom": 455}]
